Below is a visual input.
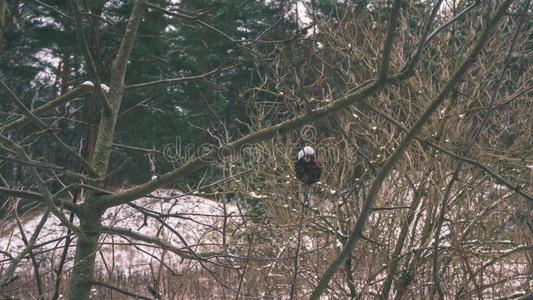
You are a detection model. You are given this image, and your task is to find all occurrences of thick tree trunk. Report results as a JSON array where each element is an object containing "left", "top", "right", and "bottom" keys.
[
  {"left": 67, "top": 204, "right": 102, "bottom": 300},
  {"left": 66, "top": 0, "right": 146, "bottom": 299}
]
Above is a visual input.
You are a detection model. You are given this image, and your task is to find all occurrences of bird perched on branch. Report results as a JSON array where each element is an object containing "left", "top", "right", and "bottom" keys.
[{"left": 295, "top": 146, "right": 322, "bottom": 185}]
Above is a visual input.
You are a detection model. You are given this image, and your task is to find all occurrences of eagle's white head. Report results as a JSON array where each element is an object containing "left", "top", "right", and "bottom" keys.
[{"left": 297, "top": 146, "right": 315, "bottom": 161}]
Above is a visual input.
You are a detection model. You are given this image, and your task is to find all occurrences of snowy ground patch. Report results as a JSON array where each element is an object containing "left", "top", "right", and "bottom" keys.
[{"left": 0, "top": 189, "right": 243, "bottom": 276}]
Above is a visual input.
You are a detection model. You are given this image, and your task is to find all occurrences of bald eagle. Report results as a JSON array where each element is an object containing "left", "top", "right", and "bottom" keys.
[{"left": 295, "top": 146, "right": 322, "bottom": 185}]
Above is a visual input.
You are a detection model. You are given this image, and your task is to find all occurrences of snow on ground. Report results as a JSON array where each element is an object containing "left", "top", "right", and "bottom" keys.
[{"left": 0, "top": 189, "right": 242, "bottom": 276}]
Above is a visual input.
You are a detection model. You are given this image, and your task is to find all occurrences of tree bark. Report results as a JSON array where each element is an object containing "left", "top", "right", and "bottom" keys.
[
  {"left": 67, "top": 204, "right": 102, "bottom": 300},
  {"left": 90, "top": 0, "right": 146, "bottom": 178},
  {"left": 67, "top": 0, "right": 147, "bottom": 299},
  {"left": 84, "top": 0, "right": 105, "bottom": 162}
]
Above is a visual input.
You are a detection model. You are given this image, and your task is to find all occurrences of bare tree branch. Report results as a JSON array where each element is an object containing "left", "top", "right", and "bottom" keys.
[
  {"left": 102, "top": 226, "right": 221, "bottom": 261},
  {"left": 99, "top": 79, "right": 390, "bottom": 208},
  {"left": 400, "top": 0, "right": 445, "bottom": 77},
  {"left": 0, "top": 210, "right": 50, "bottom": 287},
  {"left": 90, "top": 280, "right": 155, "bottom": 300},
  {"left": 0, "top": 134, "right": 81, "bottom": 235},
  {"left": 0, "top": 83, "right": 93, "bottom": 131},
  {"left": 377, "top": 0, "right": 403, "bottom": 82},
  {"left": 125, "top": 65, "right": 228, "bottom": 92},
  {"left": 89, "top": 0, "right": 147, "bottom": 178},
  {"left": 363, "top": 103, "right": 533, "bottom": 202},
  {"left": 0, "top": 186, "right": 79, "bottom": 211},
  {"left": 69, "top": 0, "right": 113, "bottom": 115},
  {"left": 0, "top": 154, "right": 101, "bottom": 183},
  {"left": 309, "top": 1, "right": 513, "bottom": 298},
  {"left": 0, "top": 186, "right": 45, "bottom": 201},
  {"left": 0, "top": 80, "right": 96, "bottom": 175}
]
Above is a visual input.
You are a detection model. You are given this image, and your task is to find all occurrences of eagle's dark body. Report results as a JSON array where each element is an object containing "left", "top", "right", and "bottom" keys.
[
  {"left": 295, "top": 159, "right": 321, "bottom": 185},
  {"left": 295, "top": 146, "right": 322, "bottom": 185}
]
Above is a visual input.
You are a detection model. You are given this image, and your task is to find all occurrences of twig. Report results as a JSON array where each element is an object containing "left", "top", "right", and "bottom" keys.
[
  {"left": 0, "top": 209, "right": 50, "bottom": 287},
  {"left": 377, "top": 0, "right": 403, "bottom": 81},
  {"left": 309, "top": 2, "right": 514, "bottom": 298},
  {"left": 289, "top": 186, "right": 309, "bottom": 299},
  {"left": 0, "top": 83, "right": 93, "bottom": 131},
  {"left": 0, "top": 80, "right": 96, "bottom": 175},
  {"left": 90, "top": 280, "right": 155, "bottom": 300},
  {"left": 400, "top": 0, "right": 446, "bottom": 77},
  {"left": 14, "top": 205, "right": 44, "bottom": 298},
  {"left": 0, "top": 154, "right": 100, "bottom": 183},
  {"left": 362, "top": 104, "right": 533, "bottom": 203},
  {"left": 125, "top": 66, "right": 227, "bottom": 91},
  {"left": 31, "top": 0, "right": 73, "bottom": 19},
  {"left": 51, "top": 211, "right": 76, "bottom": 300},
  {"left": 0, "top": 134, "right": 82, "bottom": 235},
  {"left": 69, "top": 0, "right": 113, "bottom": 115},
  {"left": 117, "top": 94, "right": 161, "bottom": 119},
  {"left": 432, "top": 2, "right": 531, "bottom": 297}
]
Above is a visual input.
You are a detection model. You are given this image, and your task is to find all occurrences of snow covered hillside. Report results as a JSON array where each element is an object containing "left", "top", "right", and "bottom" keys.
[{"left": 0, "top": 189, "right": 242, "bottom": 276}]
